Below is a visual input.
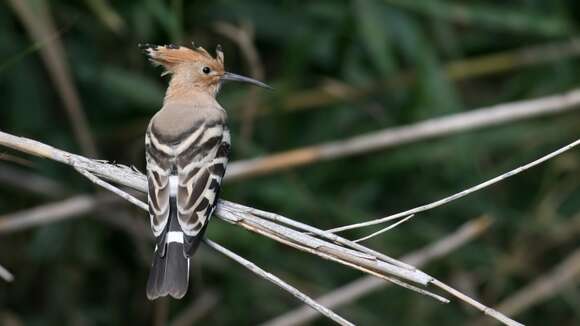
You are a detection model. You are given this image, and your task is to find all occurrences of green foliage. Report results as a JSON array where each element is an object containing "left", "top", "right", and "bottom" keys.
[{"left": 1, "top": 0, "right": 579, "bottom": 325}]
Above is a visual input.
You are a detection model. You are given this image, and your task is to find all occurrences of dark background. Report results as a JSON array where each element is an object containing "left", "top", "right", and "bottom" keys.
[{"left": 1, "top": 0, "right": 579, "bottom": 325}]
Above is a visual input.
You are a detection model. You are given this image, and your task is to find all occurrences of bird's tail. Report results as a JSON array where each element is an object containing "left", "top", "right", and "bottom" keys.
[{"left": 146, "top": 198, "right": 189, "bottom": 300}]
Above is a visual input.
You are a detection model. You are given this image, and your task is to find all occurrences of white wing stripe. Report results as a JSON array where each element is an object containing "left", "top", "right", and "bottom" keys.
[
  {"left": 148, "top": 131, "right": 174, "bottom": 155},
  {"left": 174, "top": 125, "right": 207, "bottom": 153}
]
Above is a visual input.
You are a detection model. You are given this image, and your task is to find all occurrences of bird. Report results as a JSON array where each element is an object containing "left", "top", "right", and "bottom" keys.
[{"left": 139, "top": 42, "right": 271, "bottom": 300}]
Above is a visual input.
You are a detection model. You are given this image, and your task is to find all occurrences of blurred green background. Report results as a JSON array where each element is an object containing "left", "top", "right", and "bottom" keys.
[{"left": 1, "top": 0, "right": 579, "bottom": 325}]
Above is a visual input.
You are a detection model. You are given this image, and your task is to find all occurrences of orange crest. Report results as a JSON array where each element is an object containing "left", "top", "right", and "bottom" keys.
[{"left": 139, "top": 43, "right": 224, "bottom": 76}]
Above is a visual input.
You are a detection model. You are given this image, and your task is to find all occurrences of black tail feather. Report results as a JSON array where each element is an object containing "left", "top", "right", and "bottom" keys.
[
  {"left": 146, "top": 197, "right": 189, "bottom": 300},
  {"left": 146, "top": 242, "right": 189, "bottom": 300}
]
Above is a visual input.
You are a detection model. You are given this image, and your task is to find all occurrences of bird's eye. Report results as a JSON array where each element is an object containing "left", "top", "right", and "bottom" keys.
[{"left": 202, "top": 66, "right": 211, "bottom": 74}]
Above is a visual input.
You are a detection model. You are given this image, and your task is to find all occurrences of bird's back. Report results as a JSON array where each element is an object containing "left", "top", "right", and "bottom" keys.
[{"left": 150, "top": 99, "right": 226, "bottom": 144}]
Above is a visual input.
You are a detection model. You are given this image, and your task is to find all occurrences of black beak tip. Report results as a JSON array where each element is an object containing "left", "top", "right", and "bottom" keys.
[{"left": 222, "top": 72, "right": 274, "bottom": 90}]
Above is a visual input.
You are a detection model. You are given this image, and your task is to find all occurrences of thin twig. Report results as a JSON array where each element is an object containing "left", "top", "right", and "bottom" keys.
[
  {"left": 262, "top": 216, "right": 493, "bottom": 326},
  {"left": 0, "top": 153, "right": 33, "bottom": 167},
  {"left": 0, "top": 263, "right": 14, "bottom": 282},
  {"left": 226, "top": 89, "right": 580, "bottom": 181},
  {"left": 204, "top": 239, "right": 355, "bottom": 326},
  {"left": 0, "top": 163, "right": 68, "bottom": 198},
  {"left": 0, "top": 194, "right": 115, "bottom": 233},
  {"left": 353, "top": 214, "right": 414, "bottom": 243},
  {"left": 75, "top": 167, "right": 148, "bottom": 210},
  {"left": 432, "top": 279, "right": 523, "bottom": 326},
  {"left": 328, "top": 139, "right": 580, "bottom": 233}
]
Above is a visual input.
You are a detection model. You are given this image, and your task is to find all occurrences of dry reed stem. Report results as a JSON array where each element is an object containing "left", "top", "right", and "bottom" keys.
[
  {"left": 328, "top": 139, "right": 580, "bottom": 233},
  {"left": 272, "top": 38, "right": 580, "bottom": 113},
  {"left": 0, "top": 194, "right": 115, "bottom": 234},
  {"left": 227, "top": 89, "right": 580, "bottom": 181},
  {"left": 263, "top": 216, "right": 493, "bottom": 326}
]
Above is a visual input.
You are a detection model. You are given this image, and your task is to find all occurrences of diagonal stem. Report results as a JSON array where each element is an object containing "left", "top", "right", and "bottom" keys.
[
  {"left": 327, "top": 139, "right": 580, "bottom": 233},
  {"left": 203, "top": 239, "right": 354, "bottom": 326}
]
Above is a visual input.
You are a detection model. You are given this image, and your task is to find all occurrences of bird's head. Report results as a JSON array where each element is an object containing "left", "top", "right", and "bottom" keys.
[{"left": 139, "top": 43, "right": 271, "bottom": 98}]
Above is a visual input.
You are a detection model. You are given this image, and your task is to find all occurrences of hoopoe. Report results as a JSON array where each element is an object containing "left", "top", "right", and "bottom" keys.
[{"left": 139, "top": 42, "right": 270, "bottom": 300}]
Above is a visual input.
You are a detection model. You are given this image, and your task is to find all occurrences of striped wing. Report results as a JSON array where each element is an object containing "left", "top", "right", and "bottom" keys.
[
  {"left": 175, "top": 123, "right": 230, "bottom": 237},
  {"left": 145, "top": 128, "right": 172, "bottom": 238},
  {"left": 146, "top": 117, "right": 230, "bottom": 256}
]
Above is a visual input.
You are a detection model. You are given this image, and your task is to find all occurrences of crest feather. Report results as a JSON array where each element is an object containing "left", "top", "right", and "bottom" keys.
[
  {"left": 138, "top": 42, "right": 222, "bottom": 75},
  {"left": 215, "top": 44, "right": 224, "bottom": 64},
  {"left": 194, "top": 46, "right": 211, "bottom": 57}
]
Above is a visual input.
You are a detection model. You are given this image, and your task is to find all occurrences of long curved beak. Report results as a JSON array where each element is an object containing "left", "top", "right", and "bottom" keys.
[{"left": 221, "top": 72, "right": 272, "bottom": 89}]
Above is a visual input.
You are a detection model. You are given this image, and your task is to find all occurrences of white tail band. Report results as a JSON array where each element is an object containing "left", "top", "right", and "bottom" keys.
[{"left": 166, "top": 231, "right": 184, "bottom": 244}]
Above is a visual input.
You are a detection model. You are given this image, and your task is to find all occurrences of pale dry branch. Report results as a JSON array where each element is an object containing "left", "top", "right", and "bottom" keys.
[
  {"left": 0, "top": 162, "right": 150, "bottom": 263},
  {"left": 263, "top": 216, "right": 493, "bottom": 326},
  {"left": 204, "top": 239, "right": 354, "bottom": 326},
  {"left": 328, "top": 138, "right": 580, "bottom": 233},
  {"left": 353, "top": 214, "right": 415, "bottom": 243},
  {"left": 75, "top": 167, "right": 148, "bottom": 210},
  {"left": 221, "top": 201, "right": 415, "bottom": 271},
  {"left": 0, "top": 185, "right": 151, "bottom": 261},
  {"left": 278, "top": 38, "right": 580, "bottom": 113},
  {"left": 0, "top": 154, "right": 33, "bottom": 168},
  {"left": 0, "top": 194, "right": 116, "bottom": 233},
  {"left": 0, "top": 263, "right": 14, "bottom": 282},
  {"left": 223, "top": 209, "right": 451, "bottom": 304},
  {"left": 431, "top": 279, "right": 523, "bottom": 326},
  {"left": 0, "top": 131, "right": 146, "bottom": 191},
  {"left": 0, "top": 130, "right": 524, "bottom": 325},
  {"left": 218, "top": 205, "right": 434, "bottom": 286},
  {"left": 0, "top": 163, "right": 68, "bottom": 198},
  {"left": 227, "top": 88, "right": 580, "bottom": 181},
  {"left": 0, "top": 169, "right": 150, "bottom": 261},
  {"left": 473, "top": 246, "right": 580, "bottom": 325}
]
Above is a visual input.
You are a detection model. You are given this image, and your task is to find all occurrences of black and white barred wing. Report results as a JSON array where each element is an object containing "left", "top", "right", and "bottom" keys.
[
  {"left": 175, "top": 123, "right": 230, "bottom": 250},
  {"left": 145, "top": 133, "right": 171, "bottom": 239}
]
